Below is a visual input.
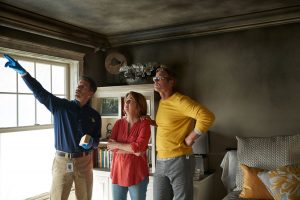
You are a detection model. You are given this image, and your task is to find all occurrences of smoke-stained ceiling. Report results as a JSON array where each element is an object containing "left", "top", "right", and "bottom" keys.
[{"left": 1, "top": 0, "right": 300, "bottom": 48}]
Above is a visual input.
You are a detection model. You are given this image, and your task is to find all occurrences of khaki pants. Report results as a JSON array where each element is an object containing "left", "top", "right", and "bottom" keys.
[{"left": 50, "top": 154, "right": 93, "bottom": 200}]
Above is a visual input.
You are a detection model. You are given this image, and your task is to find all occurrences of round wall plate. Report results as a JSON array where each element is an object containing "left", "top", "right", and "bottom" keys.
[{"left": 105, "top": 52, "right": 127, "bottom": 74}]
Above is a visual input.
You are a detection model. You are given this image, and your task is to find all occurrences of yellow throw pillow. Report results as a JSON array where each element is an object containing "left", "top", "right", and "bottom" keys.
[
  {"left": 239, "top": 164, "right": 273, "bottom": 199},
  {"left": 258, "top": 165, "right": 300, "bottom": 200}
]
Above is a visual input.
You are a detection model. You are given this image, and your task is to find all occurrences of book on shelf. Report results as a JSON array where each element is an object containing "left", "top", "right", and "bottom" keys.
[
  {"left": 97, "top": 147, "right": 113, "bottom": 169},
  {"left": 94, "top": 146, "right": 153, "bottom": 170}
]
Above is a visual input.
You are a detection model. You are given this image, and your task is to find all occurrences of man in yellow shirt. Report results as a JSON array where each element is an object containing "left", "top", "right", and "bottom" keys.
[{"left": 151, "top": 66, "right": 215, "bottom": 200}]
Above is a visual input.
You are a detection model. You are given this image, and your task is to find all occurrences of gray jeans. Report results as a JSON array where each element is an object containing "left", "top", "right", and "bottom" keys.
[{"left": 153, "top": 154, "right": 195, "bottom": 200}]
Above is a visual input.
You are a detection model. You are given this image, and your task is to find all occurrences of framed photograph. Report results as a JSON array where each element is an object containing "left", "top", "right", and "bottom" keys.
[
  {"left": 146, "top": 100, "right": 151, "bottom": 115},
  {"left": 100, "top": 97, "right": 119, "bottom": 116}
]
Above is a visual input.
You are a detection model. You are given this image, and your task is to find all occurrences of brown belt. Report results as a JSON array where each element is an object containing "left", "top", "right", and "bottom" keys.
[{"left": 56, "top": 150, "right": 91, "bottom": 158}]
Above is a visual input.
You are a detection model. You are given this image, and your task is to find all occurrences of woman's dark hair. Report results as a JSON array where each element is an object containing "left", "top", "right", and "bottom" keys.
[
  {"left": 80, "top": 76, "right": 97, "bottom": 93},
  {"left": 125, "top": 91, "right": 147, "bottom": 116}
]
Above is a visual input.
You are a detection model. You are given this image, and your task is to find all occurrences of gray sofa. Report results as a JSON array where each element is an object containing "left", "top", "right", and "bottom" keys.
[{"left": 221, "top": 134, "right": 300, "bottom": 200}]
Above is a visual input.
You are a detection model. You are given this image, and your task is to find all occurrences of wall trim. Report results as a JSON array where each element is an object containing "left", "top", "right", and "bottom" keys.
[
  {"left": 108, "top": 5, "right": 300, "bottom": 47},
  {"left": 0, "top": 35, "right": 85, "bottom": 62}
]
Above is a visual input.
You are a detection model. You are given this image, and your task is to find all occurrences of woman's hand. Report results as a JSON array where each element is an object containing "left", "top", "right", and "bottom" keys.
[
  {"left": 107, "top": 139, "right": 118, "bottom": 150},
  {"left": 108, "top": 139, "right": 146, "bottom": 156},
  {"left": 133, "top": 151, "right": 146, "bottom": 156}
]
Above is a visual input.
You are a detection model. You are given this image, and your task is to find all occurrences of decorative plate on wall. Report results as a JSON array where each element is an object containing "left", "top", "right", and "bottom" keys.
[{"left": 105, "top": 52, "right": 127, "bottom": 74}]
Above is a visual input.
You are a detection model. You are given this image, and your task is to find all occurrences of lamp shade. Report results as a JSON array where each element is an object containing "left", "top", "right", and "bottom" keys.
[{"left": 192, "top": 132, "right": 209, "bottom": 154}]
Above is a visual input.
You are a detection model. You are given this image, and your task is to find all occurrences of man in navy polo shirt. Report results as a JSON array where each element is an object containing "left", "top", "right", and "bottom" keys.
[{"left": 3, "top": 54, "right": 101, "bottom": 200}]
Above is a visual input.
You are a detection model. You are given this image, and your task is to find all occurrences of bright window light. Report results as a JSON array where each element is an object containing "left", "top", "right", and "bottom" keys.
[{"left": 0, "top": 129, "right": 55, "bottom": 199}]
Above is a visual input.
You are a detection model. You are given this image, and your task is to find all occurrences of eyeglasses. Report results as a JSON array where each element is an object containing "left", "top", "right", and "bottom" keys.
[{"left": 153, "top": 76, "right": 169, "bottom": 82}]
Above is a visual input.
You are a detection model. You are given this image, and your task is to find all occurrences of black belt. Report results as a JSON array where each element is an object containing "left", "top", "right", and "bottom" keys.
[{"left": 56, "top": 151, "right": 91, "bottom": 158}]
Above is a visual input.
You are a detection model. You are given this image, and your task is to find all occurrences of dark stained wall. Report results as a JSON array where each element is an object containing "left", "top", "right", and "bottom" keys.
[
  {"left": 88, "top": 22, "right": 300, "bottom": 199},
  {"left": 96, "top": 22, "right": 300, "bottom": 139}
]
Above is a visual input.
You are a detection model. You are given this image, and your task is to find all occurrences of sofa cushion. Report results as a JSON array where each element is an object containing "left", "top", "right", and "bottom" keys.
[
  {"left": 222, "top": 191, "right": 250, "bottom": 200},
  {"left": 258, "top": 165, "right": 300, "bottom": 200},
  {"left": 239, "top": 164, "right": 273, "bottom": 199},
  {"left": 235, "top": 134, "right": 300, "bottom": 191}
]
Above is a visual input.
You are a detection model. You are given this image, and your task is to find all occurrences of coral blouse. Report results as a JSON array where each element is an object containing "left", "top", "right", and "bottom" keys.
[{"left": 110, "top": 118, "right": 151, "bottom": 186}]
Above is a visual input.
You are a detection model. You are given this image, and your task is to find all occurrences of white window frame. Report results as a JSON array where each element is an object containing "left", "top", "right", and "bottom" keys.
[{"left": 0, "top": 44, "right": 84, "bottom": 133}]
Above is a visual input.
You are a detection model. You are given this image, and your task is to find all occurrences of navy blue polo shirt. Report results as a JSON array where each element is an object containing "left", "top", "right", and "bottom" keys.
[{"left": 22, "top": 73, "right": 101, "bottom": 153}]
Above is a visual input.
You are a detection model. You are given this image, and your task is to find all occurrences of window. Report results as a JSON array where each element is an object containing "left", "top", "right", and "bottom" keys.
[
  {"left": 0, "top": 47, "right": 81, "bottom": 199},
  {"left": 0, "top": 56, "right": 68, "bottom": 128}
]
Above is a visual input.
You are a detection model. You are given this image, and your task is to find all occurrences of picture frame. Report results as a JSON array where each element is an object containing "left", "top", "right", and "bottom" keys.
[{"left": 100, "top": 97, "right": 119, "bottom": 116}]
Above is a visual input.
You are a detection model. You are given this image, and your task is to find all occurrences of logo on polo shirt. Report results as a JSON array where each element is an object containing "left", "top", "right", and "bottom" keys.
[{"left": 90, "top": 117, "right": 96, "bottom": 123}]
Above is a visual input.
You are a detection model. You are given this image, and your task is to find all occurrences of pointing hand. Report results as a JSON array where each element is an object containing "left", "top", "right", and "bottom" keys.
[{"left": 3, "top": 54, "right": 27, "bottom": 75}]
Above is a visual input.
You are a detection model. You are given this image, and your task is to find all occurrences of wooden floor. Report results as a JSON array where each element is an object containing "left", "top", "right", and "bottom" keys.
[{"left": 25, "top": 190, "right": 76, "bottom": 200}]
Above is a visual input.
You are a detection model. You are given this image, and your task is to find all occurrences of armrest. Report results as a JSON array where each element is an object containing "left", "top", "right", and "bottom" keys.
[{"left": 220, "top": 150, "right": 237, "bottom": 193}]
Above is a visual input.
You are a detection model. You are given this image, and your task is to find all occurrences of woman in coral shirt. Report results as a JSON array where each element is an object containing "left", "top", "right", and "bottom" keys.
[{"left": 107, "top": 91, "right": 151, "bottom": 200}]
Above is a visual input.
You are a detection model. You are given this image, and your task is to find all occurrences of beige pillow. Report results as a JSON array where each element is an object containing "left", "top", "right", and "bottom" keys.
[
  {"left": 239, "top": 164, "right": 273, "bottom": 199},
  {"left": 235, "top": 134, "right": 300, "bottom": 191}
]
